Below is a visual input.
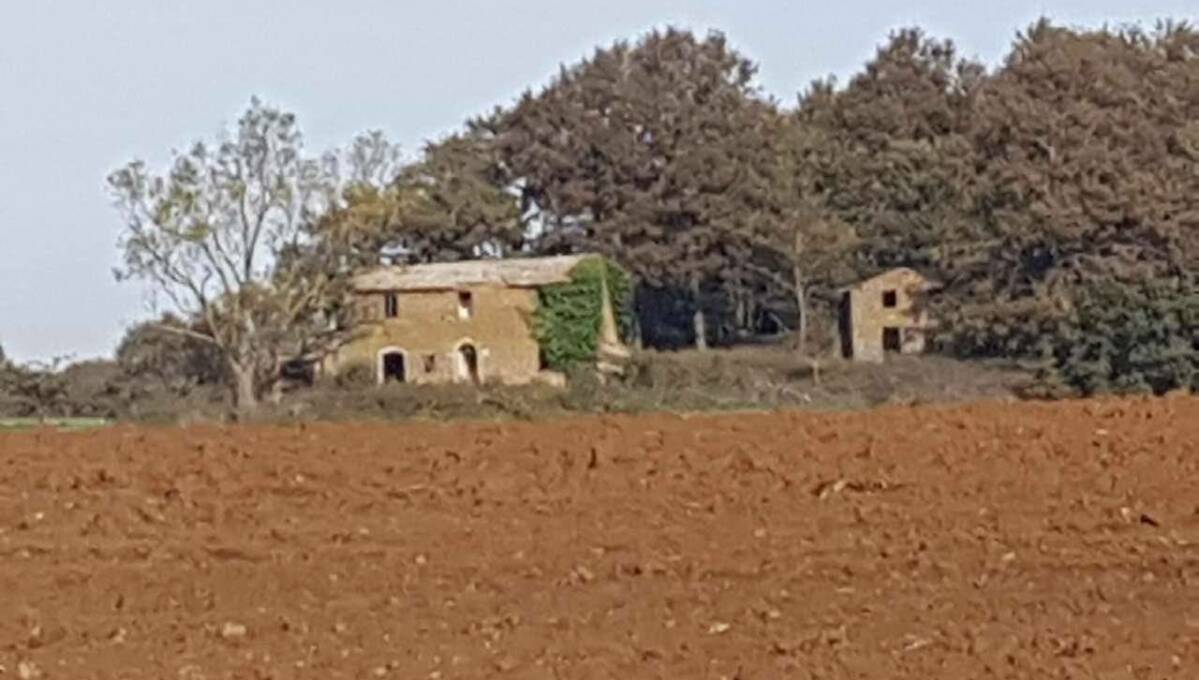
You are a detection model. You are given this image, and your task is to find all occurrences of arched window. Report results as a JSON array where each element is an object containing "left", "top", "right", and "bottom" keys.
[{"left": 456, "top": 343, "right": 480, "bottom": 384}]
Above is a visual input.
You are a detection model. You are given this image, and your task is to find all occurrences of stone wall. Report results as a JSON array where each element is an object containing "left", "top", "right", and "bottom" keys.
[
  {"left": 843, "top": 269, "right": 932, "bottom": 362},
  {"left": 328, "top": 285, "right": 549, "bottom": 385}
]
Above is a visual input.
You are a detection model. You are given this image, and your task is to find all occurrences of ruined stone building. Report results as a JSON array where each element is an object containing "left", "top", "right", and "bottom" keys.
[
  {"left": 325, "top": 254, "right": 624, "bottom": 386},
  {"left": 838, "top": 268, "right": 937, "bottom": 362}
]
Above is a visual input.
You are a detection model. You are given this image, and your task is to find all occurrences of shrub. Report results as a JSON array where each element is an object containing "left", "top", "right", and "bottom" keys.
[
  {"left": 115, "top": 317, "right": 226, "bottom": 394},
  {"left": 331, "top": 361, "right": 376, "bottom": 389},
  {"left": 0, "top": 358, "right": 72, "bottom": 418},
  {"left": 1044, "top": 280, "right": 1199, "bottom": 396}
]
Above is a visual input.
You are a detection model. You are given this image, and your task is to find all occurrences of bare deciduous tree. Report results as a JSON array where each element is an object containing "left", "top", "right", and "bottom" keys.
[{"left": 108, "top": 98, "right": 386, "bottom": 412}]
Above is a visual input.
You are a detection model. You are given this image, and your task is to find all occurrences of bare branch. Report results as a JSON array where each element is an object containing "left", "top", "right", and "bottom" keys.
[{"left": 150, "top": 323, "right": 222, "bottom": 347}]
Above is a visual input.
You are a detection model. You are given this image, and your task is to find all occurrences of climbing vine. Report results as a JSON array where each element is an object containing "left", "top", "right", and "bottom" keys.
[{"left": 533, "top": 257, "right": 632, "bottom": 370}]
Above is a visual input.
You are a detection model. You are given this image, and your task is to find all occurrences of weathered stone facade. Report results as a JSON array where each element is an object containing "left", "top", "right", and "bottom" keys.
[
  {"left": 839, "top": 268, "right": 935, "bottom": 363},
  {"left": 325, "top": 255, "right": 621, "bottom": 386}
]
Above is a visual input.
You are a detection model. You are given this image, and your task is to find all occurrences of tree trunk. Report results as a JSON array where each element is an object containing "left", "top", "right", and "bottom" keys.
[
  {"left": 793, "top": 267, "right": 823, "bottom": 385},
  {"left": 691, "top": 276, "right": 708, "bottom": 351},
  {"left": 230, "top": 361, "right": 258, "bottom": 416},
  {"left": 793, "top": 263, "right": 808, "bottom": 357},
  {"left": 269, "top": 357, "right": 284, "bottom": 405},
  {"left": 735, "top": 291, "right": 748, "bottom": 336}
]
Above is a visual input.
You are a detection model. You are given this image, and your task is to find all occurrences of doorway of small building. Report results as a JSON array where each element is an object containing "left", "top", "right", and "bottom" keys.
[
  {"left": 838, "top": 291, "right": 854, "bottom": 359},
  {"left": 882, "top": 327, "right": 902, "bottom": 353},
  {"left": 379, "top": 349, "right": 407, "bottom": 384},
  {"left": 456, "top": 343, "right": 480, "bottom": 385}
]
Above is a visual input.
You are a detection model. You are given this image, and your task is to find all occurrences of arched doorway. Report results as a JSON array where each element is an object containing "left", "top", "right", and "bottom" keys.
[
  {"left": 378, "top": 348, "right": 407, "bottom": 384},
  {"left": 457, "top": 343, "right": 480, "bottom": 385}
]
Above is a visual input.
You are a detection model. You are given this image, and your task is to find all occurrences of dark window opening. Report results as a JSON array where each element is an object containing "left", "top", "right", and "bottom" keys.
[
  {"left": 381, "top": 351, "right": 406, "bottom": 383},
  {"left": 458, "top": 344, "right": 480, "bottom": 384},
  {"left": 538, "top": 348, "right": 549, "bottom": 371},
  {"left": 424, "top": 354, "right": 437, "bottom": 373},
  {"left": 882, "top": 327, "right": 902, "bottom": 353},
  {"left": 882, "top": 290, "right": 898, "bottom": 308},
  {"left": 458, "top": 290, "right": 474, "bottom": 319},
  {"left": 384, "top": 293, "right": 399, "bottom": 318},
  {"left": 281, "top": 359, "right": 314, "bottom": 386}
]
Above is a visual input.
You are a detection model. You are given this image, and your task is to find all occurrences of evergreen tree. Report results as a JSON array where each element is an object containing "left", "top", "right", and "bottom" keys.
[
  {"left": 946, "top": 21, "right": 1199, "bottom": 359},
  {"left": 482, "top": 28, "right": 785, "bottom": 348},
  {"left": 797, "top": 29, "right": 984, "bottom": 277}
]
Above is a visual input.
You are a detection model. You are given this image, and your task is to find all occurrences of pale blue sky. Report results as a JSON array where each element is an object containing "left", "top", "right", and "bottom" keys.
[{"left": 1, "top": 1, "right": 1194, "bottom": 362}]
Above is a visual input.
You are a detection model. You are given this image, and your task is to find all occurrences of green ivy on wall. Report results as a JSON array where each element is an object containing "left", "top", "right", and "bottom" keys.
[{"left": 533, "top": 257, "right": 632, "bottom": 371}]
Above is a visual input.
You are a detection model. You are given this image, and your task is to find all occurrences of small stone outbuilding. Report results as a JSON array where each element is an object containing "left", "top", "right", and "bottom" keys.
[
  {"left": 838, "top": 268, "right": 937, "bottom": 362},
  {"left": 324, "top": 254, "right": 624, "bottom": 386}
]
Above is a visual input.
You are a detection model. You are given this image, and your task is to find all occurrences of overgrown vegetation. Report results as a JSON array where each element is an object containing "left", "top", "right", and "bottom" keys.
[
  {"left": 532, "top": 258, "right": 632, "bottom": 370},
  {"left": 0, "top": 347, "right": 1022, "bottom": 424}
]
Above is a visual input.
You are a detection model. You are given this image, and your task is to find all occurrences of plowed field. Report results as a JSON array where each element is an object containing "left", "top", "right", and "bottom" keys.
[{"left": 3, "top": 397, "right": 1199, "bottom": 678}]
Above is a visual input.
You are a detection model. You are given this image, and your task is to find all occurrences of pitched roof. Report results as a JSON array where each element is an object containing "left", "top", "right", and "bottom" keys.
[
  {"left": 352, "top": 254, "right": 600, "bottom": 292},
  {"left": 841, "top": 267, "right": 941, "bottom": 292}
]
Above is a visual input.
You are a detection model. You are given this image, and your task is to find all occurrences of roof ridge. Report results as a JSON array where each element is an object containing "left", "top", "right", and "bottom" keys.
[{"left": 351, "top": 253, "right": 604, "bottom": 292}]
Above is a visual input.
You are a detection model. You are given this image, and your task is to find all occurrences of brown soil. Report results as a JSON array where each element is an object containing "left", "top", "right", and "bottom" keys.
[{"left": 2, "top": 396, "right": 1198, "bottom": 678}]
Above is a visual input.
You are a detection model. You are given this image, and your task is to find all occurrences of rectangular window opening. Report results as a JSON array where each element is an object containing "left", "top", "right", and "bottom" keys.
[
  {"left": 424, "top": 354, "right": 437, "bottom": 373},
  {"left": 458, "top": 290, "right": 474, "bottom": 319},
  {"left": 384, "top": 293, "right": 399, "bottom": 318},
  {"left": 883, "top": 327, "right": 902, "bottom": 352},
  {"left": 882, "top": 290, "right": 898, "bottom": 308}
]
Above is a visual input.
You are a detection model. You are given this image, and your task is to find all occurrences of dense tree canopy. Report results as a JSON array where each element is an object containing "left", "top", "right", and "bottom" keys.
[
  {"left": 102, "top": 20, "right": 1199, "bottom": 404},
  {"left": 942, "top": 22, "right": 1199, "bottom": 363},
  {"left": 481, "top": 28, "right": 789, "bottom": 347},
  {"left": 797, "top": 29, "right": 984, "bottom": 276}
]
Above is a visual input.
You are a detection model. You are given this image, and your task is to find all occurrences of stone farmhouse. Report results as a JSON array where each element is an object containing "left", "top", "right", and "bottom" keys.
[
  {"left": 324, "top": 254, "right": 624, "bottom": 386},
  {"left": 838, "top": 267, "right": 937, "bottom": 362}
]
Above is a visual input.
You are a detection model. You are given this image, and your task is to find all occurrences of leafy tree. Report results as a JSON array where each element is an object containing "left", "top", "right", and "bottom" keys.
[
  {"left": 759, "top": 29, "right": 985, "bottom": 356},
  {"left": 759, "top": 209, "right": 860, "bottom": 356},
  {"left": 943, "top": 21, "right": 1199, "bottom": 359},
  {"left": 339, "top": 129, "right": 404, "bottom": 188},
  {"left": 392, "top": 134, "right": 525, "bottom": 260},
  {"left": 314, "top": 132, "right": 524, "bottom": 267},
  {"left": 483, "top": 28, "right": 785, "bottom": 349},
  {"left": 797, "top": 28, "right": 984, "bottom": 278},
  {"left": 738, "top": 117, "right": 861, "bottom": 355},
  {"left": 108, "top": 98, "right": 351, "bottom": 412}
]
